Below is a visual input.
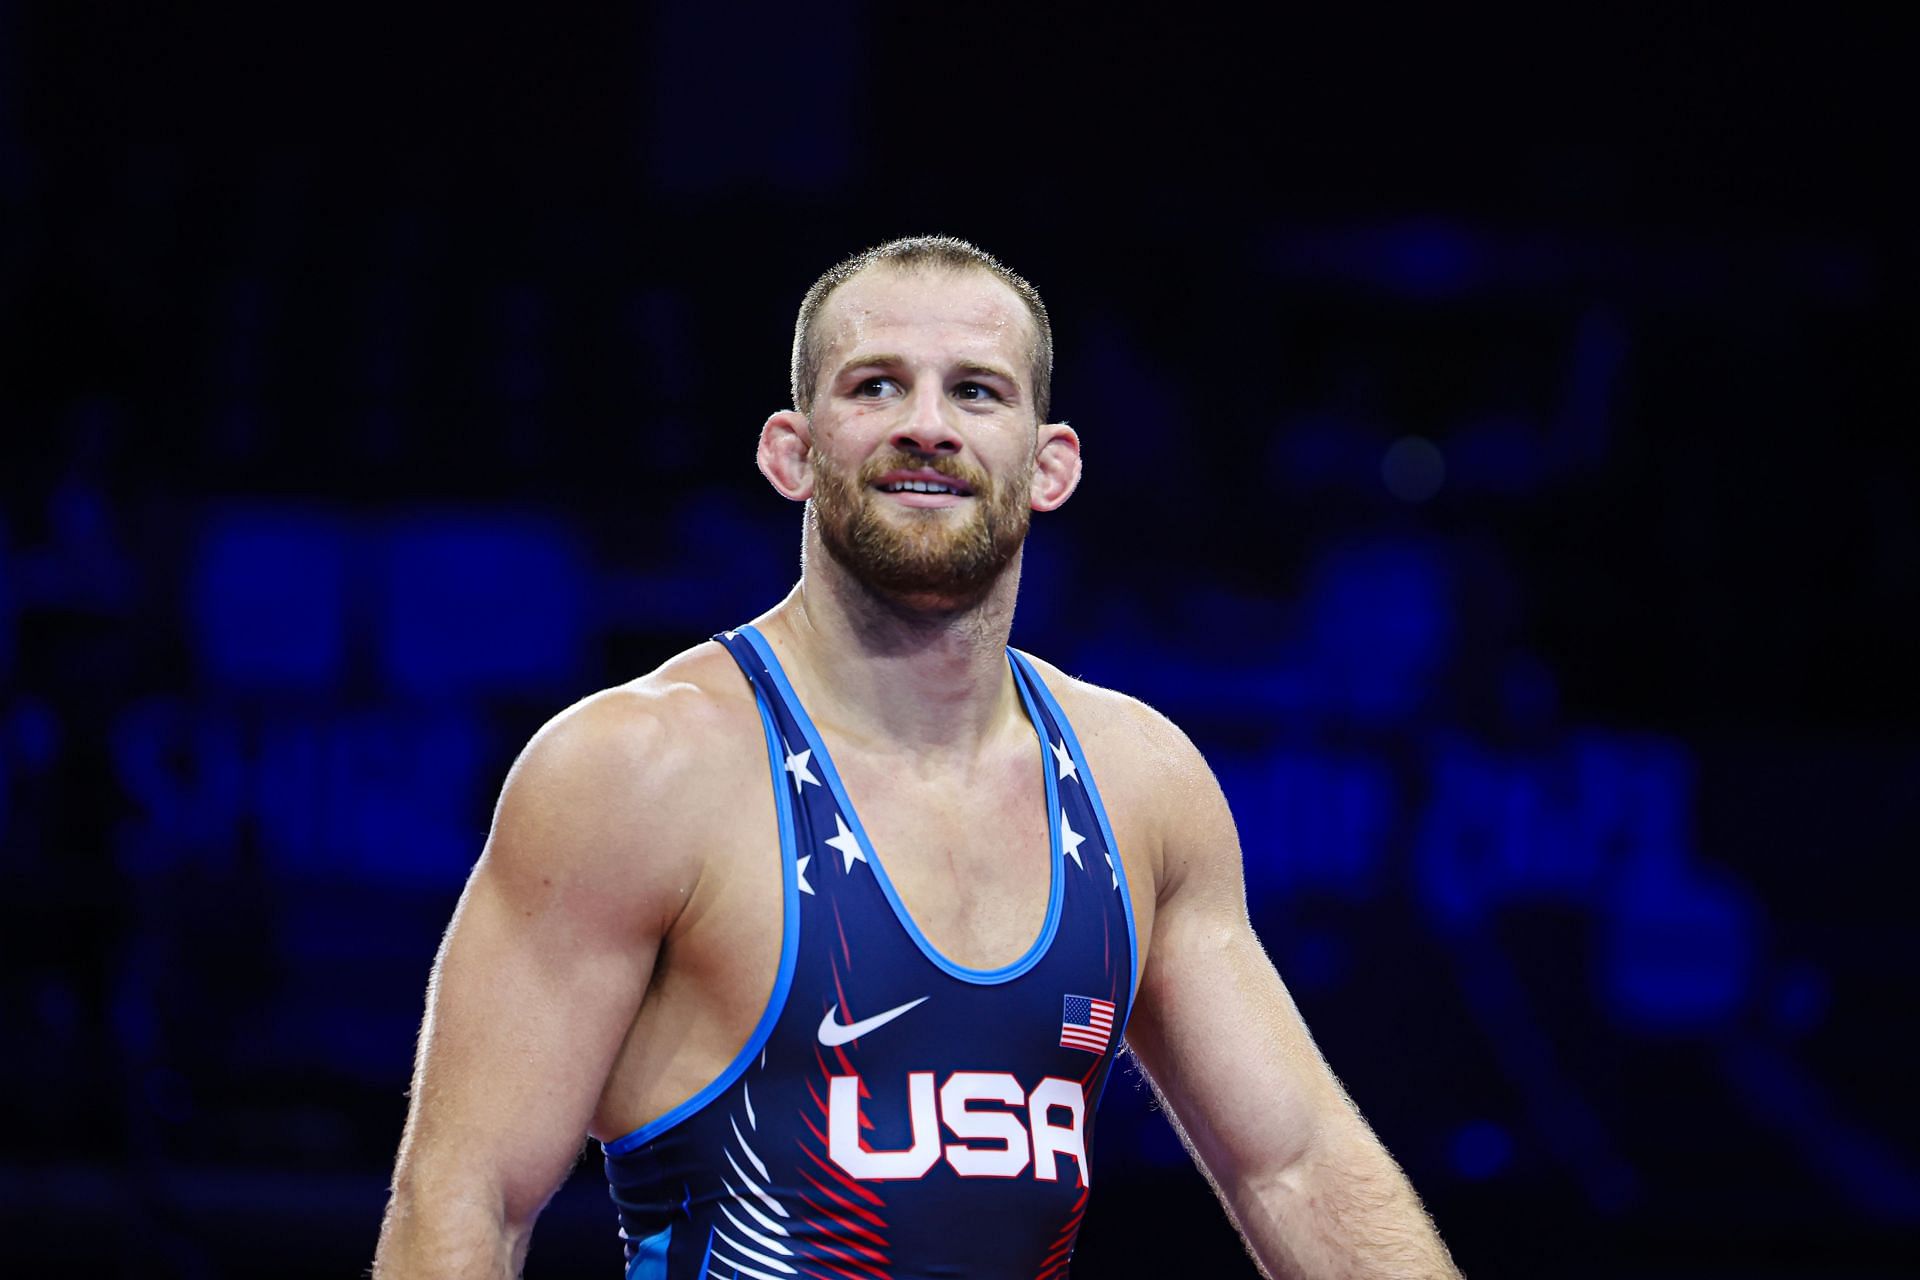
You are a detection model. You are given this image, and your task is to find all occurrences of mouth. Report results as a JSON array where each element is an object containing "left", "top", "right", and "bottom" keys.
[{"left": 870, "top": 469, "right": 976, "bottom": 503}]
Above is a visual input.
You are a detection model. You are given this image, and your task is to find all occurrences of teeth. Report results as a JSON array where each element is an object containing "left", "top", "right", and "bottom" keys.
[{"left": 884, "top": 480, "right": 960, "bottom": 494}]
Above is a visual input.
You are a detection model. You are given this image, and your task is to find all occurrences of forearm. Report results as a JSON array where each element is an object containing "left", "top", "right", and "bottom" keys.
[
  {"left": 1225, "top": 1111, "right": 1462, "bottom": 1280},
  {"left": 373, "top": 1174, "right": 533, "bottom": 1280}
]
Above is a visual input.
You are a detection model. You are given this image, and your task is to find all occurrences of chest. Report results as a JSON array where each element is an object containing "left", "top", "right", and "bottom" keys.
[{"left": 829, "top": 740, "right": 1055, "bottom": 970}]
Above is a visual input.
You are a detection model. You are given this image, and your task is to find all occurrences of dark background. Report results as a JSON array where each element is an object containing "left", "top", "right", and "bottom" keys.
[{"left": 3, "top": 3, "right": 1916, "bottom": 1276}]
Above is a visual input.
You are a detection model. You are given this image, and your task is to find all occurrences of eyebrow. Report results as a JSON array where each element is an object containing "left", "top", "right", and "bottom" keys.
[
  {"left": 953, "top": 359, "right": 1021, "bottom": 388},
  {"left": 835, "top": 353, "right": 1024, "bottom": 390}
]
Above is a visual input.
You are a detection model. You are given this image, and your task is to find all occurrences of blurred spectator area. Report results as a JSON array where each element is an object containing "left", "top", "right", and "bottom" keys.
[{"left": 1, "top": 8, "right": 1916, "bottom": 1273}]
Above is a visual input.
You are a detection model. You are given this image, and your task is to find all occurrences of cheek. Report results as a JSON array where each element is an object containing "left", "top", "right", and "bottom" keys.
[{"left": 1008, "top": 458, "right": 1041, "bottom": 510}]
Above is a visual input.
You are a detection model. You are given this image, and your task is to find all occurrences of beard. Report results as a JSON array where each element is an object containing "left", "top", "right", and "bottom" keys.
[{"left": 809, "top": 446, "right": 1032, "bottom": 605}]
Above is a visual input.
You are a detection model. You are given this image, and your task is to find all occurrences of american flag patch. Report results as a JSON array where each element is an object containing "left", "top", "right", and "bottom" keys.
[{"left": 1060, "top": 995, "right": 1115, "bottom": 1054}]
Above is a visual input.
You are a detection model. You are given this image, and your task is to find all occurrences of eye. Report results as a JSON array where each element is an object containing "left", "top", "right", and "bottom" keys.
[
  {"left": 953, "top": 381, "right": 1001, "bottom": 402},
  {"left": 853, "top": 376, "right": 899, "bottom": 398}
]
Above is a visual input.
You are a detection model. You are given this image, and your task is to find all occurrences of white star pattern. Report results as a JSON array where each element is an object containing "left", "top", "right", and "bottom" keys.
[
  {"left": 784, "top": 745, "right": 819, "bottom": 792},
  {"left": 824, "top": 813, "right": 866, "bottom": 874},
  {"left": 1051, "top": 738, "right": 1079, "bottom": 783},
  {"left": 1060, "top": 808, "right": 1086, "bottom": 871},
  {"left": 1105, "top": 848, "right": 1119, "bottom": 889},
  {"left": 796, "top": 854, "right": 814, "bottom": 896}
]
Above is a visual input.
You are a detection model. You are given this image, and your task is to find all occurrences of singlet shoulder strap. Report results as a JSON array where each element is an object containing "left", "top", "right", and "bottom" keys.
[
  {"left": 1006, "top": 647, "right": 1141, "bottom": 1013},
  {"left": 714, "top": 627, "right": 783, "bottom": 709},
  {"left": 594, "top": 628, "right": 804, "bottom": 1155}
]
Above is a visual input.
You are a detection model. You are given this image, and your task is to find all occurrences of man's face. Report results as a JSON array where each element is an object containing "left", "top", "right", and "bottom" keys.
[{"left": 803, "top": 266, "right": 1042, "bottom": 605}]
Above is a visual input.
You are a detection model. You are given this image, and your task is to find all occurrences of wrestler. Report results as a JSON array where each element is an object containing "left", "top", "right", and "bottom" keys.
[{"left": 373, "top": 236, "right": 1462, "bottom": 1279}]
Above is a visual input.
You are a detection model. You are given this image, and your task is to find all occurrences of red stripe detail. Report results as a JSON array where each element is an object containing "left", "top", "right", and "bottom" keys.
[
  {"left": 795, "top": 1174, "right": 889, "bottom": 1243},
  {"left": 814, "top": 1144, "right": 888, "bottom": 1207},
  {"left": 832, "top": 897, "right": 852, "bottom": 968},
  {"left": 1044, "top": 1213, "right": 1085, "bottom": 1250},
  {"left": 799, "top": 1250, "right": 887, "bottom": 1280},
  {"left": 793, "top": 1189, "right": 892, "bottom": 1266},
  {"left": 1036, "top": 1246, "right": 1076, "bottom": 1280},
  {"left": 795, "top": 1185, "right": 890, "bottom": 1251},
  {"left": 809, "top": 1256, "right": 888, "bottom": 1280},
  {"left": 796, "top": 1134, "right": 888, "bottom": 1212},
  {"left": 1032, "top": 1201, "right": 1088, "bottom": 1277},
  {"left": 1038, "top": 1235, "right": 1083, "bottom": 1274},
  {"left": 805, "top": 1232, "right": 892, "bottom": 1280},
  {"left": 1031, "top": 1190, "right": 1090, "bottom": 1278},
  {"left": 803, "top": 1230, "right": 891, "bottom": 1278},
  {"left": 797, "top": 1198, "right": 890, "bottom": 1262},
  {"left": 1034, "top": 1256, "right": 1072, "bottom": 1280},
  {"left": 808, "top": 1041, "right": 862, "bottom": 1095},
  {"left": 828, "top": 970, "right": 854, "bottom": 1050}
]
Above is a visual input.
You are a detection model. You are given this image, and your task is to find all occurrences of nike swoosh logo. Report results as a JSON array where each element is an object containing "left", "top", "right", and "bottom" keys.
[{"left": 817, "top": 996, "right": 929, "bottom": 1047}]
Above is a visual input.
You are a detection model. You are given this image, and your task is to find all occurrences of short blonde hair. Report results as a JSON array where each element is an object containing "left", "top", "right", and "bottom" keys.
[{"left": 789, "top": 235, "right": 1053, "bottom": 421}]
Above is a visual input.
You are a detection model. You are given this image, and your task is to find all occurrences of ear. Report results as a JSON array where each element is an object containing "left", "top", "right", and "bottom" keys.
[
  {"left": 1029, "top": 422, "right": 1082, "bottom": 512},
  {"left": 757, "top": 409, "right": 814, "bottom": 501}
]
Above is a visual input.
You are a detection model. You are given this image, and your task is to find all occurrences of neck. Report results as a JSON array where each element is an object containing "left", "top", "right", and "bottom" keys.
[{"left": 754, "top": 523, "right": 1025, "bottom": 760}]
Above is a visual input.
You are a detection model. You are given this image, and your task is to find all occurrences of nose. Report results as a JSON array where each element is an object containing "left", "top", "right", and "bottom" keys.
[{"left": 889, "top": 385, "right": 961, "bottom": 456}]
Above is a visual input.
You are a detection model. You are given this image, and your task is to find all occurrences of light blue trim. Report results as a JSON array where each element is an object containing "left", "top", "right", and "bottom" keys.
[
  {"left": 698, "top": 1228, "right": 716, "bottom": 1278},
  {"left": 602, "top": 656, "right": 801, "bottom": 1158},
  {"left": 1007, "top": 649, "right": 1141, "bottom": 1024},
  {"left": 624, "top": 1223, "right": 672, "bottom": 1280},
  {"left": 737, "top": 624, "right": 1064, "bottom": 986}
]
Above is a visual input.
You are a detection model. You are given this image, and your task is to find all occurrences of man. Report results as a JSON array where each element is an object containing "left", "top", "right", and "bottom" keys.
[{"left": 373, "top": 236, "right": 1463, "bottom": 1279}]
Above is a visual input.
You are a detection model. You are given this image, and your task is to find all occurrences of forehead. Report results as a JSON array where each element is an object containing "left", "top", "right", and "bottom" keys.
[{"left": 815, "top": 265, "right": 1035, "bottom": 376}]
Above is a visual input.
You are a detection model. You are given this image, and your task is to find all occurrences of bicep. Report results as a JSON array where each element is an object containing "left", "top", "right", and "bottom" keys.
[
  {"left": 1125, "top": 738, "right": 1350, "bottom": 1192},
  {"left": 406, "top": 864, "right": 657, "bottom": 1219},
  {"left": 394, "top": 705, "right": 679, "bottom": 1227}
]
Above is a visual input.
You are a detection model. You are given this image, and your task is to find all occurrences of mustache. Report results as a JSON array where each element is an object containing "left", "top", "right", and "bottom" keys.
[{"left": 852, "top": 450, "right": 990, "bottom": 493}]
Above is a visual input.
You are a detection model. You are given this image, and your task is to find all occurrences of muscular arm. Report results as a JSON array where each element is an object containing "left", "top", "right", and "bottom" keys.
[
  {"left": 1122, "top": 708, "right": 1462, "bottom": 1280},
  {"left": 373, "top": 694, "right": 695, "bottom": 1279}
]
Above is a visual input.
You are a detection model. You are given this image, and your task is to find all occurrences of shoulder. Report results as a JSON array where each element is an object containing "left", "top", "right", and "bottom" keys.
[
  {"left": 503, "top": 642, "right": 756, "bottom": 818},
  {"left": 481, "top": 640, "right": 763, "bottom": 922},
  {"left": 513, "top": 641, "right": 756, "bottom": 791},
  {"left": 1014, "top": 652, "right": 1228, "bottom": 900},
  {"left": 1013, "top": 650, "right": 1211, "bottom": 791}
]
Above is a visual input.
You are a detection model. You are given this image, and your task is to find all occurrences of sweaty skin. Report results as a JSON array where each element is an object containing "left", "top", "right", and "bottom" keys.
[{"left": 374, "top": 262, "right": 1462, "bottom": 1280}]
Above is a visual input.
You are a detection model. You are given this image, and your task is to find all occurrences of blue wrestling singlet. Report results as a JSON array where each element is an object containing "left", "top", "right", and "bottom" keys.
[{"left": 602, "top": 625, "right": 1139, "bottom": 1280}]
